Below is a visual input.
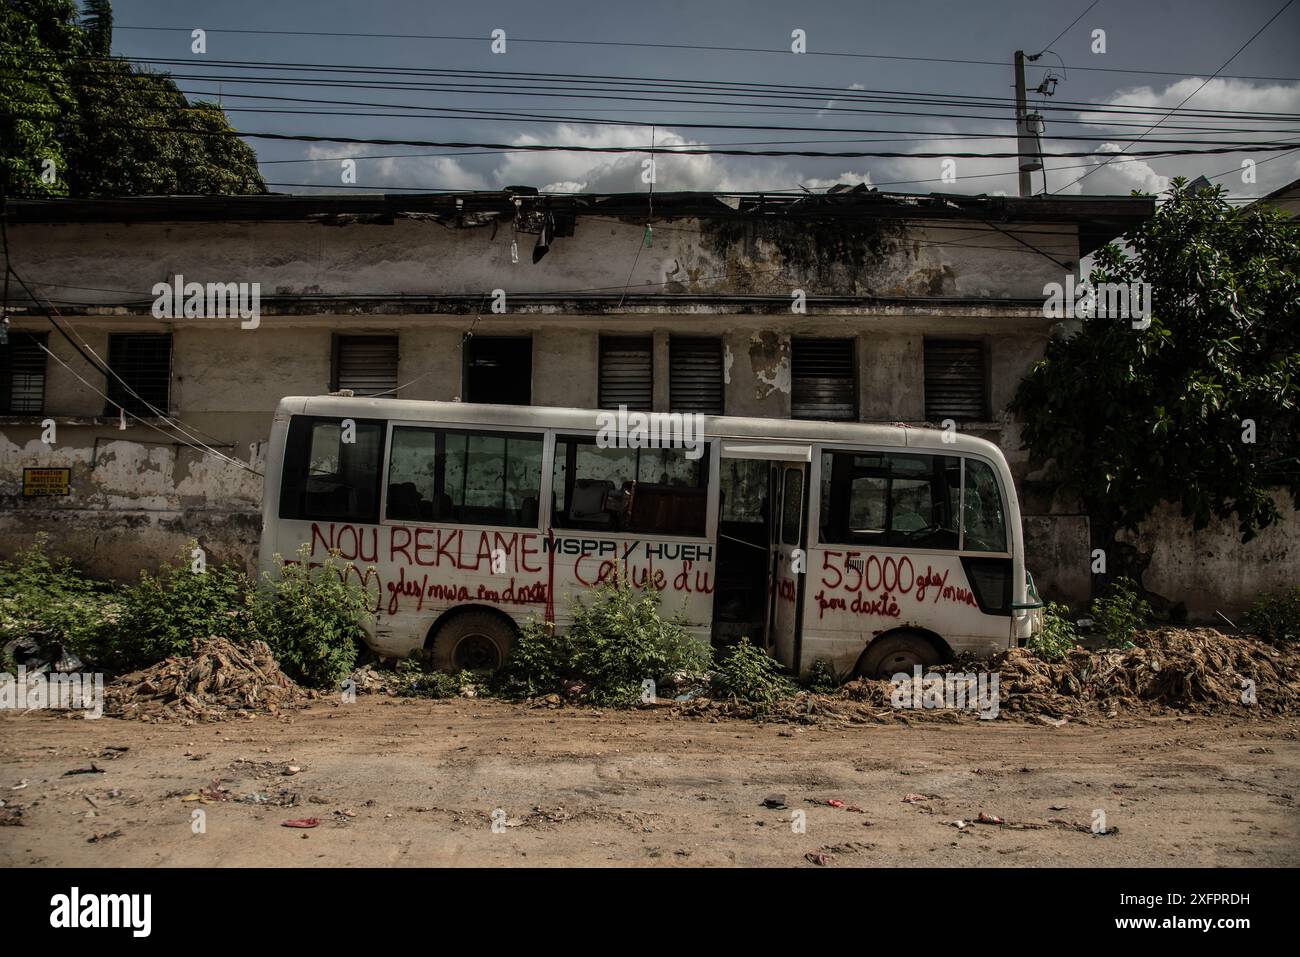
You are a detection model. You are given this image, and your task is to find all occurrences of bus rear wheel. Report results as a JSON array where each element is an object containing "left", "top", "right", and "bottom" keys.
[
  {"left": 857, "top": 632, "right": 943, "bottom": 680},
  {"left": 430, "top": 611, "right": 516, "bottom": 673}
]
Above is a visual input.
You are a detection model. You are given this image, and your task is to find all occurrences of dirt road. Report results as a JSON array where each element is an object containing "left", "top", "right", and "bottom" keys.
[{"left": 2, "top": 699, "right": 1297, "bottom": 867}]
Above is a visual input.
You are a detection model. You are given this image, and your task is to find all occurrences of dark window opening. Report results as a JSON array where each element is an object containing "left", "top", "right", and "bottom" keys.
[
  {"left": 333, "top": 335, "right": 398, "bottom": 396},
  {"left": 819, "top": 450, "right": 960, "bottom": 550},
  {"left": 599, "top": 336, "right": 653, "bottom": 411},
  {"left": 386, "top": 426, "right": 543, "bottom": 528},
  {"left": 106, "top": 333, "right": 171, "bottom": 417},
  {"left": 1, "top": 331, "right": 48, "bottom": 414},
  {"left": 552, "top": 435, "right": 709, "bottom": 537},
  {"left": 792, "top": 338, "right": 856, "bottom": 421},
  {"left": 924, "top": 339, "right": 988, "bottom": 421},
  {"left": 670, "top": 337, "right": 723, "bottom": 415},
  {"left": 781, "top": 467, "right": 804, "bottom": 546},
  {"left": 278, "top": 415, "right": 385, "bottom": 522},
  {"left": 464, "top": 336, "right": 532, "bottom": 405}
]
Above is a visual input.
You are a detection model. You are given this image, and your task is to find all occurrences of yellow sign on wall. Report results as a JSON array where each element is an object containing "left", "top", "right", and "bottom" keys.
[{"left": 22, "top": 468, "right": 72, "bottom": 497}]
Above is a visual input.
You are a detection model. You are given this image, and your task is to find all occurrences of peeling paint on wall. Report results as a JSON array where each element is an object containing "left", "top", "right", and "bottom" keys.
[{"left": 748, "top": 331, "right": 791, "bottom": 398}]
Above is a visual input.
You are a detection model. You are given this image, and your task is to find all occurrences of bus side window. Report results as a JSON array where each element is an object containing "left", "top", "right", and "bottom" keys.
[
  {"left": 385, "top": 426, "right": 543, "bottom": 529},
  {"left": 962, "top": 458, "right": 1007, "bottom": 553},
  {"left": 552, "top": 436, "right": 709, "bottom": 537},
  {"left": 819, "top": 450, "right": 959, "bottom": 549},
  {"left": 279, "top": 415, "right": 385, "bottom": 522}
]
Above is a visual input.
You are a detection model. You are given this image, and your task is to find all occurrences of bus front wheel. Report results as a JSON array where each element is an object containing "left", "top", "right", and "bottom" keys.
[
  {"left": 431, "top": 611, "right": 516, "bottom": 673},
  {"left": 857, "top": 632, "right": 944, "bottom": 680}
]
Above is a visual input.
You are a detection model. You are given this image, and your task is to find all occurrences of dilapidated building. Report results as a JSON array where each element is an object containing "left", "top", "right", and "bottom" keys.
[{"left": 2, "top": 188, "right": 1295, "bottom": 616}]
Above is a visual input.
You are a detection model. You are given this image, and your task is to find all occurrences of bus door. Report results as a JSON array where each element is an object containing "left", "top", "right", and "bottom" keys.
[
  {"left": 714, "top": 443, "right": 809, "bottom": 663},
  {"left": 769, "top": 461, "right": 809, "bottom": 670}
]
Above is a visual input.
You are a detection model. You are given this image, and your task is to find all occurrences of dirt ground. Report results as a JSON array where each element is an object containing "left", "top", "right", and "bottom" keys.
[{"left": 1, "top": 699, "right": 1297, "bottom": 867}]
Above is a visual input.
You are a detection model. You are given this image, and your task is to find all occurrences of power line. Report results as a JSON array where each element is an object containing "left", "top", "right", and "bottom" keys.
[
  {"left": 1038, "top": 0, "right": 1102, "bottom": 55},
  {"left": 1057, "top": 0, "right": 1297, "bottom": 192},
  {"left": 107, "top": 25, "right": 1300, "bottom": 82},
  {"left": 34, "top": 57, "right": 1300, "bottom": 122},
  {"left": 6, "top": 112, "right": 1298, "bottom": 159}
]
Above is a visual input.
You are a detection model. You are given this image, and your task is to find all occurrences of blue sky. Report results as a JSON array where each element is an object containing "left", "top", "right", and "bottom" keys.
[{"left": 106, "top": 0, "right": 1300, "bottom": 199}]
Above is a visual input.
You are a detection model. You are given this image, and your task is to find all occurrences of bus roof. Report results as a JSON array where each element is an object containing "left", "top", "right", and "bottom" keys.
[{"left": 278, "top": 395, "right": 1008, "bottom": 459}]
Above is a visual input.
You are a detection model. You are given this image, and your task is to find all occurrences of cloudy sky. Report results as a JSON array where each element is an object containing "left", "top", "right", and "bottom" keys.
[{"left": 108, "top": 0, "right": 1300, "bottom": 201}]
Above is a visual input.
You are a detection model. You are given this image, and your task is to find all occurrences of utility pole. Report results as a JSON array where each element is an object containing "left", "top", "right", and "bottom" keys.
[{"left": 1014, "top": 50, "right": 1033, "bottom": 198}]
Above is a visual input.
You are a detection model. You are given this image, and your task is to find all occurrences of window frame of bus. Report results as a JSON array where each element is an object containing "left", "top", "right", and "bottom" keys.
[
  {"left": 382, "top": 422, "right": 546, "bottom": 530},
  {"left": 279, "top": 415, "right": 386, "bottom": 523},
  {"left": 551, "top": 433, "right": 711, "bottom": 539},
  {"left": 816, "top": 448, "right": 965, "bottom": 551}
]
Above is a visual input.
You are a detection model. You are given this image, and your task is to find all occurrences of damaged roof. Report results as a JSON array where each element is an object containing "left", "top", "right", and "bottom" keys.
[{"left": 4, "top": 186, "right": 1154, "bottom": 256}]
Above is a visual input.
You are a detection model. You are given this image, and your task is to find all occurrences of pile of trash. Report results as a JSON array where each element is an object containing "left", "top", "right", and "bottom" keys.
[
  {"left": 997, "top": 627, "right": 1299, "bottom": 718},
  {"left": 105, "top": 637, "right": 312, "bottom": 723},
  {"left": 673, "top": 628, "right": 1299, "bottom": 724}
]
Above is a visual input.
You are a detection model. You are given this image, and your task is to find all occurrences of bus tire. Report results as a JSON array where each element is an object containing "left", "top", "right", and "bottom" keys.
[
  {"left": 430, "top": 611, "right": 516, "bottom": 673},
  {"left": 857, "top": 631, "right": 944, "bottom": 680}
]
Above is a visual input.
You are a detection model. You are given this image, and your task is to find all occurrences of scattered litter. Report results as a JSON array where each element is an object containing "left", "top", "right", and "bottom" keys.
[
  {"left": 0, "top": 807, "right": 24, "bottom": 826},
  {"left": 761, "top": 794, "right": 787, "bottom": 809},
  {"left": 87, "top": 829, "right": 122, "bottom": 843},
  {"left": 9, "top": 780, "right": 28, "bottom": 791},
  {"left": 976, "top": 812, "right": 1004, "bottom": 825},
  {"left": 105, "top": 637, "right": 312, "bottom": 723},
  {"left": 62, "top": 764, "right": 105, "bottom": 776},
  {"left": 281, "top": 818, "right": 320, "bottom": 828},
  {"left": 902, "top": 793, "right": 932, "bottom": 804},
  {"left": 283, "top": 766, "right": 302, "bottom": 776},
  {"left": 804, "top": 852, "right": 833, "bottom": 866}
]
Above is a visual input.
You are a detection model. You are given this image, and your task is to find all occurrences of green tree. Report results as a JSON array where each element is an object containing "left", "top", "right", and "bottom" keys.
[
  {"left": 0, "top": 0, "right": 81, "bottom": 196},
  {"left": 1, "top": 0, "right": 265, "bottom": 197},
  {"left": 1011, "top": 179, "right": 1300, "bottom": 599}
]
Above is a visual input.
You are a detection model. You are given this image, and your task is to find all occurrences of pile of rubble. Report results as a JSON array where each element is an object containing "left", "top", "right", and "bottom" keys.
[
  {"left": 674, "top": 628, "right": 1300, "bottom": 724},
  {"left": 105, "top": 637, "right": 312, "bottom": 723},
  {"left": 997, "top": 627, "right": 1299, "bottom": 718}
]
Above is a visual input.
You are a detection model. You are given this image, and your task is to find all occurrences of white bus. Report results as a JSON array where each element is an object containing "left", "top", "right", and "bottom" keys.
[{"left": 259, "top": 396, "right": 1043, "bottom": 679}]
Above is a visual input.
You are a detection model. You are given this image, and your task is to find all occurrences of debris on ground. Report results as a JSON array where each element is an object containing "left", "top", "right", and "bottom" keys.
[
  {"left": 280, "top": 818, "right": 319, "bottom": 828},
  {"left": 997, "top": 627, "right": 1300, "bottom": 717},
  {"left": 105, "top": 637, "right": 312, "bottom": 723},
  {"left": 671, "top": 627, "right": 1300, "bottom": 725}
]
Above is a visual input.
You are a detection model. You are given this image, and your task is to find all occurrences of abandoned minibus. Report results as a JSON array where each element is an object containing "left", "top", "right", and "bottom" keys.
[{"left": 258, "top": 396, "right": 1044, "bottom": 678}]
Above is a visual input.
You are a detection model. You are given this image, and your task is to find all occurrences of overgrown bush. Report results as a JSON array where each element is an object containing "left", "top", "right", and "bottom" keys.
[
  {"left": 394, "top": 654, "right": 467, "bottom": 698},
  {"left": 496, "top": 578, "right": 712, "bottom": 706},
  {"left": 255, "top": 546, "right": 372, "bottom": 689},
  {"left": 1243, "top": 586, "right": 1300, "bottom": 645},
  {"left": 0, "top": 535, "right": 113, "bottom": 662},
  {"left": 1028, "top": 602, "right": 1079, "bottom": 662},
  {"left": 110, "top": 542, "right": 256, "bottom": 670},
  {"left": 712, "top": 638, "right": 796, "bottom": 705},
  {"left": 1089, "top": 577, "right": 1151, "bottom": 648},
  {"left": 803, "top": 656, "right": 841, "bottom": 693}
]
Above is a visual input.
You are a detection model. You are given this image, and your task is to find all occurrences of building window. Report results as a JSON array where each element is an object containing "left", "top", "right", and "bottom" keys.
[
  {"left": 332, "top": 335, "right": 399, "bottom": 396},
  {"left": 386, "top": 426, "right": 544, "bottom": 528},
  {"left": 924, "top": 339, "right": 988, "bottom": 421},
  {"left": 791, "top": 338, "right": 856, "bottom": 421},
  {"left": 464, "top": 336, "right": 531, "bottom": 405},
  {"left": 106, "top": 333, "right": 171, "bottom": 417},
  {"left": 552, "top": 435, "right": 709, "bottom": 538},
  {"left": 599, "top": 336, "right": 653, "bottom": 411},
  {"left": 1, "top": 331, "right": 48, "bottom": 414},
  {"left": 669, "top": 337, "right": 724, "bottom": 415}
]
